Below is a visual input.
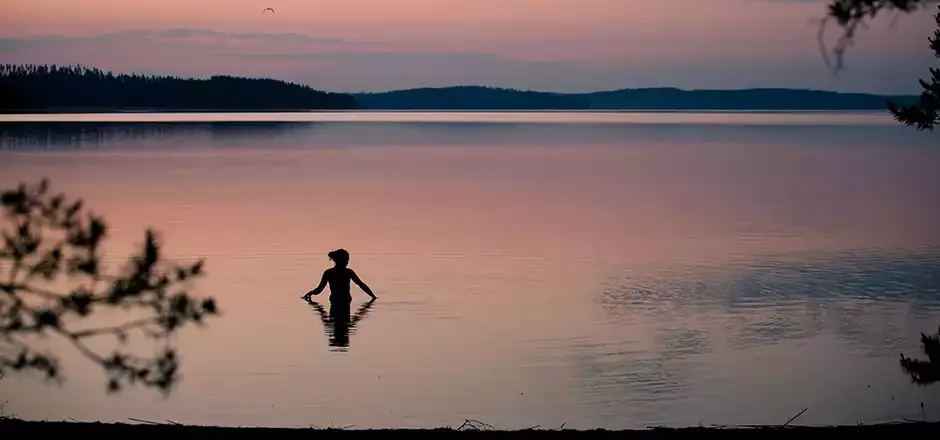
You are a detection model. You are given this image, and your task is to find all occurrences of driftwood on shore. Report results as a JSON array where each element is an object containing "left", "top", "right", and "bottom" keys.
[{"left": 1, "top": 418, "right": 939, "bottom": 439}]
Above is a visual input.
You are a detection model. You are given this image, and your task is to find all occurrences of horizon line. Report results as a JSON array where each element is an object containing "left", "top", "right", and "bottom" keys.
[
  {"left": 1, "top": 63, "right": 921, "bottom": 97},
  {"left": 344, "top": 84, "right": 919, "bottom": 97}
]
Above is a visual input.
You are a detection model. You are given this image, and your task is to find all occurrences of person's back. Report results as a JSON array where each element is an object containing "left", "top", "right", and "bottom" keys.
[
  {"left": 302, "top": 249, "right": 376, "bottom": 303},
  {"left": 323, "top": 266, "right": 354, "bottom": 302}
]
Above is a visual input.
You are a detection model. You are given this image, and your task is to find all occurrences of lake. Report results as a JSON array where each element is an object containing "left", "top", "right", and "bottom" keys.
[{"left": 0, "top": 112, "right": 938, "bottom": 429}]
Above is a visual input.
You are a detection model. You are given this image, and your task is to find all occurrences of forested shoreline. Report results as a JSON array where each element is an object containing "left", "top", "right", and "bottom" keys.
[{"left": 0, "top": 64, "right": 357, "bottom": 112}]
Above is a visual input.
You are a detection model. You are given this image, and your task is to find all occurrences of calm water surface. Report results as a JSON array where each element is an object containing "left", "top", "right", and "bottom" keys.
[{"left": 0, "top": 112, "right": 938, "bottom": 429}]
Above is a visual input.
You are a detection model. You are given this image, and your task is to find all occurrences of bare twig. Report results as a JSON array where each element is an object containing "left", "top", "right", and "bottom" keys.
[
  {"left": 457, "top": 419, "right": 494, "bottom": 431},
  {"left": 1, "top": 284, "right": 60, "bottom": 301},
  {"left": 70, "top": 317, "right": 162, "bottom": 339},
  {"left": 60, "top": 331, "right": 106, "bottom": 364},
  {"left": 784, "top": 407, "right": 809, "bottom": 427}
]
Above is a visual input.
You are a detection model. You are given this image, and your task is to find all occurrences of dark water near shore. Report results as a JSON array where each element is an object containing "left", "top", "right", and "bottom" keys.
[{"left": 0, "top": 112, "right": 938, "bottom": 429}]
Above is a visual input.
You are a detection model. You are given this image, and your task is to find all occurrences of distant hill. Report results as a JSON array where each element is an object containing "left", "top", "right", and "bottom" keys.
[
  {"left": 355, "top": 87, "right": 587, "bottom": 110},
  {"left": 0, "top": 64, "right": 357, "bottom": 112},
  {"left": 0, "top": 64, "right": 918, "bottom": 113},
  {"left": 354, "top": 86, "right": 919, "bottom": 111}
]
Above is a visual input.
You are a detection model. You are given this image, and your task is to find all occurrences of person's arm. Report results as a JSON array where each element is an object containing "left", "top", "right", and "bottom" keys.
[
  {"left": 349, "top": 269, "right": 376, "bottom": 299},
  {"left": 305, "top": 271, "right": 329, "bottom": 297}
]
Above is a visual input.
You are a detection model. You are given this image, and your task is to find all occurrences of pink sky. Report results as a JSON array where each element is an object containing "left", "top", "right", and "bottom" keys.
[{"left": 1, "top": 0, "right": 936, "bottom": 93}]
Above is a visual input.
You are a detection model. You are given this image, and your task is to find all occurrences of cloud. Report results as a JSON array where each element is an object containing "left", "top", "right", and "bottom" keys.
[
  {"left": 118, "top": 28, "right": 350, "bottom": 45},
  {"left": 0, "top": 28, "right": 364, "bottom": 51}
]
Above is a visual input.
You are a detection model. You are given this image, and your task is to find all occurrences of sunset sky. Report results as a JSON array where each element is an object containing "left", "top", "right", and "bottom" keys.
[{"left": 1, "top": 0, "right": 936, "bottom": 93}]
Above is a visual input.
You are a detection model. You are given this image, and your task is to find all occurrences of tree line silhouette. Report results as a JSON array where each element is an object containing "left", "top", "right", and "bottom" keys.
[{"left": 0, "top": 64, "right": 357, "bottom": 112}]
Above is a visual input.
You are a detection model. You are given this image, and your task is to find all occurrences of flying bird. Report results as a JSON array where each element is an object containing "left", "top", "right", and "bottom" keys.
[{"left": 263, "top": 8, "right": 275, "bottom": 13}]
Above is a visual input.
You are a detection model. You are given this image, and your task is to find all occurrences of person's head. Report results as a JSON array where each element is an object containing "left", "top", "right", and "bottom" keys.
[{"left": 328, "top": 248, "right": 350, "bottom": 267}]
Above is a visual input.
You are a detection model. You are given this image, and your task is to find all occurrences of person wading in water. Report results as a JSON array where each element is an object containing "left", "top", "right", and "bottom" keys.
[{"left": 302, "top": 249, "right": 377, "bottom": 303}]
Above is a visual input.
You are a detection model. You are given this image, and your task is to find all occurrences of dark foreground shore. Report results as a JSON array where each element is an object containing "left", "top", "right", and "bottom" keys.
[{"left": 2, "top": 419, "right": 939, "bottom": 439}]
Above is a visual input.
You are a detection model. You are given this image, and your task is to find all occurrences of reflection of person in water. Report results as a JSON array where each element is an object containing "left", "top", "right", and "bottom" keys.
[
  {"left": 302, "top": 248, "right": 376, "bottom": 303},
  {"left": 308, "top": 299, "right": 376, "bottom": 350}
]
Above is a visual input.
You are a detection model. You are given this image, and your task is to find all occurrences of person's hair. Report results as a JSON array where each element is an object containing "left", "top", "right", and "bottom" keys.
[{"left": 328, "top": 248, "right": 350, "bottom": 264}]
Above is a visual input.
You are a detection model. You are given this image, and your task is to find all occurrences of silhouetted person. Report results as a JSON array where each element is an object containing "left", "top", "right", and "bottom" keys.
[
  {"left": 302, "top": 249, "right": 376, "bottom": 303},
  {"left": 308, "top": 299, "right": 376, "bottom": 350}
]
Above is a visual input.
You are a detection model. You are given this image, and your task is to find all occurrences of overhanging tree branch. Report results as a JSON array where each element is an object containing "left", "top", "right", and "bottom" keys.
[
  {"left": 819, "top": 0, "right": 938, "bottom": 71},
  {"left": 0, "top": 179, "right": 219, "bottom": 394},
  {"left": 822, "top": 1, "right": 940, "bottom": 130}
]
